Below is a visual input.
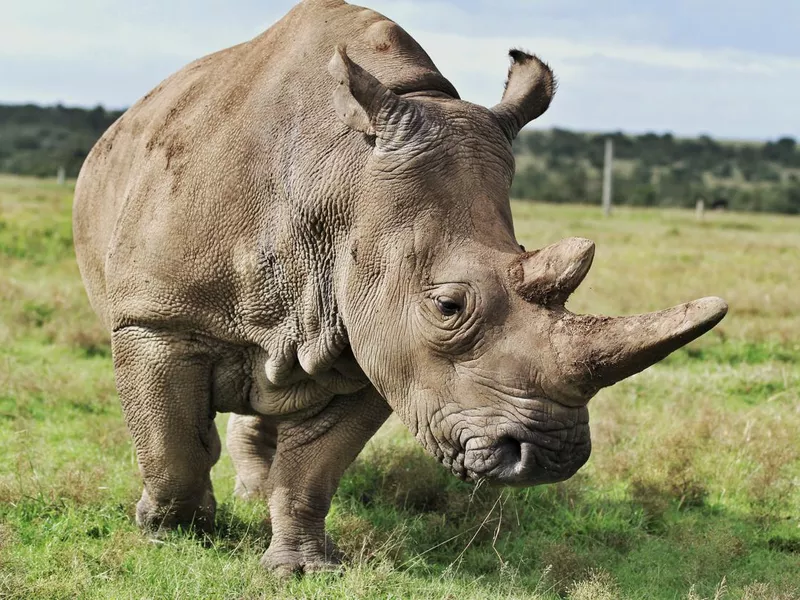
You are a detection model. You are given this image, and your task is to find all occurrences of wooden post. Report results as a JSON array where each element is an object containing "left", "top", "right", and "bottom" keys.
[
  {"left": 57, "top": 166, "right": 66, "bottom": 186},
  {"left": 602, "top": 138, "right": 613, "bottom": 217},
  {"left": 696, "top": 198, "right": 705, "bottom": 221}
]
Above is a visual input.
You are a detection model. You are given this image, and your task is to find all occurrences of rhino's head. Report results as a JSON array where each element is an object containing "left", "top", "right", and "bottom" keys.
[{"left": 330, "top": 47, "right": 727, "bottom": 486}]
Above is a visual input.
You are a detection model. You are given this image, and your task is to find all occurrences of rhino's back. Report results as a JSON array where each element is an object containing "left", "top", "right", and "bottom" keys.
[{"left": 73, "top": 0, "right": 457, "bottom": 337}]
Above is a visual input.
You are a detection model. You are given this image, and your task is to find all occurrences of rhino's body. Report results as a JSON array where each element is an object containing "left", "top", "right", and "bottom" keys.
[{"left": 74, "top": 0, "right": 726, "bottom": 574}]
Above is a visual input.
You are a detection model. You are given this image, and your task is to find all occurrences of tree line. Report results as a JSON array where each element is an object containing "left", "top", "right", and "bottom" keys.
[
  {"left": 1, "top": 104, "right": 798, "bottom": 214},
  {"left": 0, "top": 104, "right": 123, "bottom": 179},
  {"left": 512, "top": 129, "right": 800, "bottom": 214}
]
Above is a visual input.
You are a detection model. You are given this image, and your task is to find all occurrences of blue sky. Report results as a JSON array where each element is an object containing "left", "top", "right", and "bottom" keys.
[{"left": 2, "top": 0, "right": 798, "bottom": 140}]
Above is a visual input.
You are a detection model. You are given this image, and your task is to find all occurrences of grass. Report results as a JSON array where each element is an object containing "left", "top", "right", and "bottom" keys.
[{"left": 1, "top": 173, "right": 798, "bottom": 599}]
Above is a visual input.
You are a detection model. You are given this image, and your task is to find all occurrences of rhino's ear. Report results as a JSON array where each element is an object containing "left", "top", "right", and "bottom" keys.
[
  {"left": 491, "top": 50, "right": 556, "bottom": 142},
  {"left": 328, "top": 45, "right": 379, "bottom": 135},
  {"left": 328, "top": 45, "right": 426, "bottom": 151}
]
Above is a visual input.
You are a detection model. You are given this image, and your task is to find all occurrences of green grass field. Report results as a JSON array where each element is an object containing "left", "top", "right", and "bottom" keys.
[{"left": 1, "top": 174, "right": 798, "bottom": 599}]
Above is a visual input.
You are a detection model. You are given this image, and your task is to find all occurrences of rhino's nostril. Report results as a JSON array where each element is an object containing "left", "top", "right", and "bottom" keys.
[{"left": 497, "top": 436, "right": 522, "bottom": 465}]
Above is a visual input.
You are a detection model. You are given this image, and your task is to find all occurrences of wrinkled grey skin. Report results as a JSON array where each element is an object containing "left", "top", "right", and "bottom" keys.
[{"left": 73, "top": 0, "right": 727, "bottom": 576}]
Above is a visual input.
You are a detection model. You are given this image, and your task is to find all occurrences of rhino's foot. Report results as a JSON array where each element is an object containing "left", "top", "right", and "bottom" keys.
[
  {"left": 256, "top": 391, "right": 389, "bottom": 578},
  {"left": 233, "top": 475, "right": 270, "bottom": 501},
  {"left": 227, "top": 414, "right": 276, "bottom": 502},
  {"left": 135, "top": 487, "right": 216, "bottom": 535},
  {"left": 261, "top": 535, "right": 343, "bottom": 578}
]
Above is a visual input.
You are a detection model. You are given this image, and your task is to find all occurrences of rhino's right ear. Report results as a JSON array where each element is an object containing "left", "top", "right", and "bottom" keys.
[
  {"left": 491, "top": 50, "right": 556, "bottom": 142},
  {"left": 328, "top": 45, "right": 425, "bottom": 151}
]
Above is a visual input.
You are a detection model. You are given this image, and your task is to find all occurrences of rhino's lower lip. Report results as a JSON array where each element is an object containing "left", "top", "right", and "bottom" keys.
[
  {"left": 441, "top": 449, "right": 483, "bottom": 482},
  {"left": 444, "top": 450, "right": 501, "bottom": 482}
]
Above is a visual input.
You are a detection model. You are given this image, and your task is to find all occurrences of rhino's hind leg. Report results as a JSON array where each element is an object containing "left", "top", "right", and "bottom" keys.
[
  {"left": 226, "top": 414, "right": 277, "bottom": 500},
  {"left": 112, "top": 326, "right": 221, "bottom": 534},
  {"left": 262, "top": 389, "right": 390, "bottom": 577}
]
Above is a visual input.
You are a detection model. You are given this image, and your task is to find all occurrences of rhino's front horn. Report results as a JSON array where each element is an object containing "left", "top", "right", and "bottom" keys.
[
  {"left": 510, "top": 237, "right": 595, "bottom": 305},
  {"left": 328, "top": 45, "right": 426, "bottom": 152},
  {"left": 554, "top": 297, "right": 728, "bottom": 397}
]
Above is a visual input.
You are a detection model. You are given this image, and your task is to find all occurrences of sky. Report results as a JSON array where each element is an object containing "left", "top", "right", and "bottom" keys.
[{"left": 2, "top": 0, "right": 798, "bottom": 140}]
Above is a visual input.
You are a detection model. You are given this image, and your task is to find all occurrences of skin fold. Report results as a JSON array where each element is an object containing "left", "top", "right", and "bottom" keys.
[{"left": 72, "top": 0, "right": 727, "bottom": 576}]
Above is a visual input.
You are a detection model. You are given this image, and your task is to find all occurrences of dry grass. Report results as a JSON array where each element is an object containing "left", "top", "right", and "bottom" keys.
[
  {"left": 511, "top": 201, "right": 800, "bottom": 342},
  {"left": 567, "top": 570, "right": 620, "bottom": 600}
]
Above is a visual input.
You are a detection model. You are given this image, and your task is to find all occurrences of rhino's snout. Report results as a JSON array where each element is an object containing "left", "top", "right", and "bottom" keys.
[{"left": 462, "top": 419, "right": 591, "bottom": 486}]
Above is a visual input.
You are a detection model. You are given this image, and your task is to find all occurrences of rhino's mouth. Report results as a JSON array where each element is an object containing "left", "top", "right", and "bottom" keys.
[{"left": 432, "top": 418, "right": 591, "bottom": 486}]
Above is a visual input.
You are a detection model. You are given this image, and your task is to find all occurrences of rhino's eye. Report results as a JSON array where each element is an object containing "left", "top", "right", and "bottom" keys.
[{"left": 435, "top": 296, "right": 462, "bottom": 317}]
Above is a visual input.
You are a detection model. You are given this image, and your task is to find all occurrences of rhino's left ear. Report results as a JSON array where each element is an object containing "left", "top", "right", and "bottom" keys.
[
  {"left": 491, "top": 50, "right": 556, "bottom": 142},
  {"left": 328, "top": 45, "right": 379, "bottom": 135},
  {"left": 328, "top": 45, "right": 426, "bottom": 151}
]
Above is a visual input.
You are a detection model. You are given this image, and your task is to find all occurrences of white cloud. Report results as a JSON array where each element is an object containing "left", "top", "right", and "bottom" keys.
[
  {"left": 0, "top": 13, "right": 265, "bottom": 63},
  {"left": 411, "top": 30, "right": 800, "bottom": 96}
]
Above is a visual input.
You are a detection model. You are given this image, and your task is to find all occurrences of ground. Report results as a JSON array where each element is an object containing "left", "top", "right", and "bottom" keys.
[{"left": 0, "top": 174, "right": 798, "bottom": 599}]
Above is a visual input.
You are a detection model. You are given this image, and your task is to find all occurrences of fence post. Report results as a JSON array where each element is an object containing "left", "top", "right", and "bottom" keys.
[
  {"left": 696, "top": 198, "right": 705, "bottom": 221},
  {"left": 602, "top": 138, "right": 613, "bottom": 217},
  {"left": 57, "top": 166, "right": 66, "bottom": 186}
]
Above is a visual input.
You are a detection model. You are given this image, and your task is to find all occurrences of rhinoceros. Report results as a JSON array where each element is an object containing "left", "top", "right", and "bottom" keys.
[{"left": 73, "top": 0, "right": 727, "bottom": 575}]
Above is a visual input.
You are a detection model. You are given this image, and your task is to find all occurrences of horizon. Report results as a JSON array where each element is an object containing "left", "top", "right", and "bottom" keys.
[
  {"left": 5, "top": 101, "right": 795, "bottom": 146},
  {"left": 3, "top": 0, "right": 798, "bottom": 142}
]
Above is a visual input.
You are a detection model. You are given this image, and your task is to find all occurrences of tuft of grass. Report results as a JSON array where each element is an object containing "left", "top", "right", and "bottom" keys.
[
  {"left": 741, "top": 583, "right": 800, "bottom": 600},
  {"left": 567, "top": 569, "right": 620, "bottom": 600}
]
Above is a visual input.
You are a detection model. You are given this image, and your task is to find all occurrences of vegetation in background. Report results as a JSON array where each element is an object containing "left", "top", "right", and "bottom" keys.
[
  {"left": 511, "top": 129, "right": 800, "bottom": 214},
  {"left": 1, "top": 176, "right": 799, "bottom": 598},
  {"left": 0, "top": 104, "right": 122, "bottom": 178},
  {"left": 1, "top": 103, "right": 799, "bottom": 213}
]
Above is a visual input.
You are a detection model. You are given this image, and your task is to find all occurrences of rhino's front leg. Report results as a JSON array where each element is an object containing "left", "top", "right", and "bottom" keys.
[
  {"left": 112, "top": 326, "right": 220, "bottom": 534},
  {"left": 262, "top": 388, "right": 390, "bottom": 576}
]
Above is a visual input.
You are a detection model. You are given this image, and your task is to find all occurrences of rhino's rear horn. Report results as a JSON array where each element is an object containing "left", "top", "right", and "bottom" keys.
[
  {"left": 510, "top": 237, "right": 595, "bottom": 305},
  {"left": 328, "top": 45, "right": 426, "bottom": 151},
  {"left": 491, "top": 50, "right": 556, "bottom": 142}
]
